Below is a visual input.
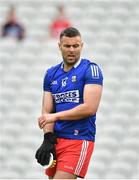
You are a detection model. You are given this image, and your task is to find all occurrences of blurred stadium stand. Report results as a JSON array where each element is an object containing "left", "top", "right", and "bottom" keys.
[{"left": 0, "top": 0, "right": 139, "bottom": 179}]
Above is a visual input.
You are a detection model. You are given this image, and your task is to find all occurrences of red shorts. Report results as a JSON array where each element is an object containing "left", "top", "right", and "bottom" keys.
[{"left": 45, "top": 138, "right": 94, "bottom": 178}]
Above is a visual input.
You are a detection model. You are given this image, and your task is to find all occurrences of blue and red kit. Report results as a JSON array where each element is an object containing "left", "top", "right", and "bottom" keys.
[{"left": 43, "top": 59, "right": 103, "bottom": 142}]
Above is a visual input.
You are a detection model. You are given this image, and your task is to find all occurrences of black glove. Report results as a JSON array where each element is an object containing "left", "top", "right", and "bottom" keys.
[{"left": 35, "top": 132, "right": 57, "bottom": 166}]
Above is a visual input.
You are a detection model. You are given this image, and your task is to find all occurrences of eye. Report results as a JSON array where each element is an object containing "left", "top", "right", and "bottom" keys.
[
  {"left": 73, "top": 44, "right": 79, "bottom": 48},
  {"left": 64, "top": 44, "right": 71, "bottom": 48},
  {"left": 63, "top": 44, "right": 80, "bottom": 48}
]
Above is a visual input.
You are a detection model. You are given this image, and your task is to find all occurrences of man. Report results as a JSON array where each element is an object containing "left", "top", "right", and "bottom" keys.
[
  {"left": 35, "top": 27, "right": 103, "bottom": 179},
  {"left": 49, "top": 5, "right": 71, "bottom": 39},
  {"left": 1, "top": 6, "right": 25, "bottom": 41}
]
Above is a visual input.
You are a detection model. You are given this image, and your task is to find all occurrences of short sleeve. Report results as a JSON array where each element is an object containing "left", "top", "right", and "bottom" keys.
[
  {"left": 85, "top": 64, "right": 103, "bottom": 85},
  {"left": 43, "top": 70, "right": 51, "bottom": 92}
]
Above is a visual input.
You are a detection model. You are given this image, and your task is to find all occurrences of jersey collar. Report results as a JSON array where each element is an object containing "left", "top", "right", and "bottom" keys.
[{"left": 61, "top": 58, "right": 82, "bottom": 69}]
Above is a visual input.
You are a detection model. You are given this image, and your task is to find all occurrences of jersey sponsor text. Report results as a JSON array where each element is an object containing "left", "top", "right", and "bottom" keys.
[{"left": 53, "top": 90, "right": 79, "bottom": 103}]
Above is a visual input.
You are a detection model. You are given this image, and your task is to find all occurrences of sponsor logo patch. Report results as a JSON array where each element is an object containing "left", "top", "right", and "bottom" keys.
[{"left": 53, "top": 90, "right": 79, "bottom": 103}]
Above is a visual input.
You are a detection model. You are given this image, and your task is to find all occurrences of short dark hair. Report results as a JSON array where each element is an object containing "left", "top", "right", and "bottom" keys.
[{"left": 60, "top": 27, "right": 81, "bottom": 39}]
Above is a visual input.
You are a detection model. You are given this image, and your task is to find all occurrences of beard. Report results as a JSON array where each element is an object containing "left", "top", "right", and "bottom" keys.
[{"left": 63, "top": 55, "right": 80, "bottom": 66}]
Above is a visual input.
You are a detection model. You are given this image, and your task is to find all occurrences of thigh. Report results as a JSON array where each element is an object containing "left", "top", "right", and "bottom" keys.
[{"left": 54, "top": 170, "right": 77, "bottom": 179}]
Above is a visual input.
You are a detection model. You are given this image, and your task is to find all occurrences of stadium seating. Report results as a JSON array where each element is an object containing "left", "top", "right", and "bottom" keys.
[{"left": 0, "top": 0, "right": 139, "bottom": 179}]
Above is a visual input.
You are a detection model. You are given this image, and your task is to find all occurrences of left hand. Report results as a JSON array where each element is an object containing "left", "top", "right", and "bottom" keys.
[{"left": 38, "top": 113, "right": 57, "bottom": 129}]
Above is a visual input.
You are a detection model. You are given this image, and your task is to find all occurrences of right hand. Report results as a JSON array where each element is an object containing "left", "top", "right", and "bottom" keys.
[{"left": 35, "top": 132, "right": 57, "bottom": 166}]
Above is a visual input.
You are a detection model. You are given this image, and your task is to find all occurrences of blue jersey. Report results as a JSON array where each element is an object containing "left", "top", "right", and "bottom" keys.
[{"left": 43, "top": 59, "right": 103, "bottom": 141}]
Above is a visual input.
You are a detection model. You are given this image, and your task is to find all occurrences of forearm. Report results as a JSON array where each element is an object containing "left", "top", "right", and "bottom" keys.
[
  {"left": 56, "top": 103, "right": 96, "bottom": 121},
  {"left": 43, "top": 123, "right": 55, "bottom": 133},
  {"left": 42, "top": 93, "right": 55, "bottom": 133}
]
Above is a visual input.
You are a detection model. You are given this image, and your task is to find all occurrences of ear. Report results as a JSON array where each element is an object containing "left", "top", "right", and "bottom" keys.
[
  {"left": 58, "top": 42, "right": 61, "bottom": 51},
  {"left": 81, "top": 42, "right": 84, "bottom": 48}
]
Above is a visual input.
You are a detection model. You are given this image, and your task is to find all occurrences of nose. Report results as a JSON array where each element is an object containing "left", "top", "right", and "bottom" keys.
[{"left": 69, "top": 46, "right": 74, "bottom": 52}]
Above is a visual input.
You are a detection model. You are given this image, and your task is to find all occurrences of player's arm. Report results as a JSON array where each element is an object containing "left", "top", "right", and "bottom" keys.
[
  {"left": 38, "top": 84, "right": 102, "bottom": 128},
  {"left": 35, "top": 69, "right": 57, "bottom": 167},
  {"left": 41, "top": 91, "right": 55, "bottom": 133},
  {"left": 35, "top": 91, "right": 57, "bottom": 166},
  {"left": 56, "top": 84, "right": 102, "bottom": 120},
  {"left": 39, "top": 69, "right": 55, "bottom": 132}
]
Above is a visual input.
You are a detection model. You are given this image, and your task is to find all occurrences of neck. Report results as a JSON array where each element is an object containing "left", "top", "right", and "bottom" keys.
[{"left": 63, "top": 63, "right": 73, "bottom": 72}]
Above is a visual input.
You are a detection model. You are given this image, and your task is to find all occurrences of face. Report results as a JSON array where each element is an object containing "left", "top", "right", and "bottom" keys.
[{"left": 58, "top": 36, "right": 83, "bottom": 66}]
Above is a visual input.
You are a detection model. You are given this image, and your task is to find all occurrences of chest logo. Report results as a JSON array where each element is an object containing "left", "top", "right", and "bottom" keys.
[
  {"left": 72, "top": 76, "right": 77, "bottom": 82},
  {"left": 61, "top": 77, "right": 68, "bottom": 87}
]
